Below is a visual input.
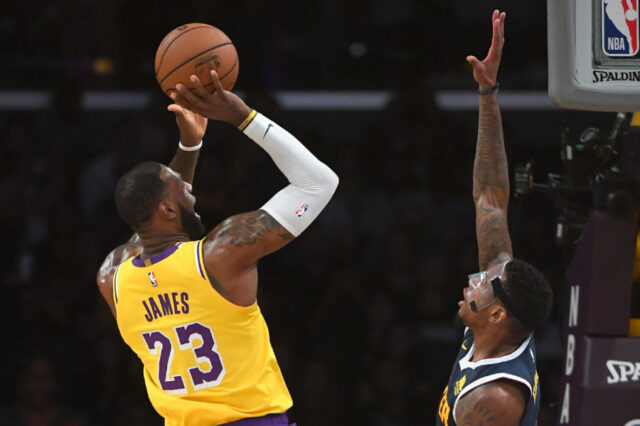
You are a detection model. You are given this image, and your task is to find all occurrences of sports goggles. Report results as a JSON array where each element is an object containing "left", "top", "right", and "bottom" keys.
[{"left": 464, "top": 261, "right": 509, "bottom": 312}]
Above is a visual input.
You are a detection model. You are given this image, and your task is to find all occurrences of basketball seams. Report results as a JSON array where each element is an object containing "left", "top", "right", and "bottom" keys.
[
  {"left": 157, "top": 42, "right": 235, "bottom": 86},
  {"left": 163, "top": 60, "right": 238, "bottom": 96},
  {"left": 219, "top": 58, "right": 238, "bottom": 82},
  {"left": 163, "top": 59, "right": 237, "bottom": 96},
  {"left": 155, "top": 25, "right": 217, "bottom": 77}
]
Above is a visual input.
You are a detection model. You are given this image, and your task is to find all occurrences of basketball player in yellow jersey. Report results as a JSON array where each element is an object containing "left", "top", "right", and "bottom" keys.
[{"left": 97, "top": 71, "right": 339, "bottom": 426}]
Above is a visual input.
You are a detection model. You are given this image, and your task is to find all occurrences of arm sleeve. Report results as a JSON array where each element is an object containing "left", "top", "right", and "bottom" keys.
[{"left": 242, "top": 112, "right": 339, "bottom": 236}]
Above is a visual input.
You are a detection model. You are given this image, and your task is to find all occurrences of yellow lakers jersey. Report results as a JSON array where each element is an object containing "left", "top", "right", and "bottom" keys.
[{"left": 113, "top": 239, "right": 292, "bottom": 425}]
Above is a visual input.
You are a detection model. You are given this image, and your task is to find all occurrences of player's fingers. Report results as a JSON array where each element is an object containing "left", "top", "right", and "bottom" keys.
[
  {"left": 492, "top": 9, "right": 499, "bottom": 23},
  {"left": 190, "top": 75, "right": 211, "bottom": 99},
  {"left": 167, "top": 103, "right": 184, "bottom": 115},
  {"left": 466, "top": 56, "right": 480, "bottom": 67},
  {"left": 210, "top": 70, "right": 225, "bottom": 96},
  {"left": 176, "top": 83, "right": 209, "bottom": 111},
  {"left": 500, "top": 12, "right": 506, "bottom": 40},
  {"left": 492, "top": 15, "right": 501, "bottom": 45},
  {"left": 172, "top": 93, "right": 207, "bottom": 117}
]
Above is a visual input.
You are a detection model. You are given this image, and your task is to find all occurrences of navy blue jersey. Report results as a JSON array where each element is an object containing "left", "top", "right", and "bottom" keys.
[{"left": 436, "top": 328, "right": 540, "bottom": 426}]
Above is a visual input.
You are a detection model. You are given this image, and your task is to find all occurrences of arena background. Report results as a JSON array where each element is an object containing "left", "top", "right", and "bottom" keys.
[{"left": 0, "top": 1, "right": 627, "bottom": 425}]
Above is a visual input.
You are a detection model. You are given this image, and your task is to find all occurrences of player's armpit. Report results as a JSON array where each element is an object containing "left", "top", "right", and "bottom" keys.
[
  {"left": 454, "top": 380, "right": 527, "bottom": 426},
  {"left": 475, "top": 198, "right": 513, "bottom": 270},
  {"left": 200, "top": 210, "right": 293, "bottom": 306}
]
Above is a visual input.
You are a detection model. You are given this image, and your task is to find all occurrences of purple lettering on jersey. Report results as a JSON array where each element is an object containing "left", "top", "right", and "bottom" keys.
[
  {"left": 181, "top": 292, "right": 189, "bottom": 314},
  {"left": 148, "top": 297, "right": 163, "bottom": 320},
  {"left": 142, "top": 331, "right": 186, "bottom": 394},
  {"left": 171, "top": 292, "right": 180, "bottom": 314},
  {"left": 142, "top": 300, "right": 153, "bottom": 322},
  {"left": 175, "top": 322, "right": 225, "bottom": 389},
  {"left": 158, "top": 293, "right": 174, "bottom": 316}
]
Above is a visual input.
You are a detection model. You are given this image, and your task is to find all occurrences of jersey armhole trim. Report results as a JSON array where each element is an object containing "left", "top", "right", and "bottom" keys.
[
  {"left": 113, "top": 264, "right": 122, "bottom": 305},
  {"left": 196, "top": 238, "right": 259, "bottom": 313},
  {"left": 195, "top": 239, "right": 206, "bottom": 280},
  {"left": 452, "top": 372, "right": 532, "bottom": 424}
]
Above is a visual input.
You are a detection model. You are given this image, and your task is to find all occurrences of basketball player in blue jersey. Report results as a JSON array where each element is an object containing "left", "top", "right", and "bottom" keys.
[
  {"left": 97, "top": 71, "right": 338, "bottom": 426},
  {"left": 436, "top": 10, "right": 553, "bottom": 426}
]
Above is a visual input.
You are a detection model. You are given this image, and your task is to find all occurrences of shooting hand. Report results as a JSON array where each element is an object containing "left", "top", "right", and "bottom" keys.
[{"left": 171, "top": 70, "right": 252, "bottom": 128}]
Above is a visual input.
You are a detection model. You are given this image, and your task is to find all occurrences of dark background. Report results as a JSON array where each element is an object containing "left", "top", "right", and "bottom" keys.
[{"left": 0, "top": 1, "right": 629, "bottom": 425}]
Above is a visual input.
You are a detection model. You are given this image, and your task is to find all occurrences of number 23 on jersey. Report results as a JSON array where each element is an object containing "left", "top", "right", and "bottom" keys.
[{"left": 142, "top": 321, "right": 226, "bottom": 394}]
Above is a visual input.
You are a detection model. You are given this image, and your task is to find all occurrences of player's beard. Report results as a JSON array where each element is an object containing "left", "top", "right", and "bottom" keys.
[
  {"left": 179, "top": 204, "right": 205, "bottom": 240},
  {"left": 453, "top": 312, "right": 466, "bottom": 332}
]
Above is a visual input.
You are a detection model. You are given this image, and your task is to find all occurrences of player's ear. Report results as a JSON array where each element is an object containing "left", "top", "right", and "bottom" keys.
[
  {"left": 158, "top": 200, "right": 178, "bottom": 220},
  {"left": 488, "top": 303, "right": 507, "bottom": 324}
]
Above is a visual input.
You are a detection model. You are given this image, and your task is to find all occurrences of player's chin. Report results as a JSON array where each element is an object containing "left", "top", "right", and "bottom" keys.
[{"left": 453, "top": 312, "right": 466, "bottom": 330}]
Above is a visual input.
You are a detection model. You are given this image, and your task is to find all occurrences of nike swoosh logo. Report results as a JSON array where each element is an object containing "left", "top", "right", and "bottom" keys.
[{"left": 263, "top": 123, "right": 273, "bottom": 139}]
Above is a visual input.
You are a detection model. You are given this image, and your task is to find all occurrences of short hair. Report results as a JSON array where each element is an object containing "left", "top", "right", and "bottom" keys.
[
  {"left": 115, "top": 161, "right": 165, "bottom": 229},
  {"left": 502, "top": 259, "right": 553, "bottom": 333}
]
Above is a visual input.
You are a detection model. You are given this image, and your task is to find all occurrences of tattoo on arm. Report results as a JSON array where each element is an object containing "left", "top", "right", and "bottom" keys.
[
  {"left": 218, "top": 210, "right": 293, "bottom": 248},
  {"left": 476, "top": 206, "right": 512, "bottom": 270},
  {"left": 458, "top": 399, "right": 496, "bottom": 426},
  {"left": 455, "top": 381, "right": 526, "bottom": 426},
  {"left": 473, "top": 95, "right": 512, "bottom": 268}
]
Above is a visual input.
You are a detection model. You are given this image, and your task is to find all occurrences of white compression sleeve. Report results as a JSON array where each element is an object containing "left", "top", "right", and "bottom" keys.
[{"left": 242, "top": 112, "right": 339, "bottom": 237}]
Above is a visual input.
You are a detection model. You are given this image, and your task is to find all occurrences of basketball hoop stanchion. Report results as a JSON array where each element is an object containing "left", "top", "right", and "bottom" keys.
[{"left": 556, "top": 118, "right": 640, "bottom": 426}]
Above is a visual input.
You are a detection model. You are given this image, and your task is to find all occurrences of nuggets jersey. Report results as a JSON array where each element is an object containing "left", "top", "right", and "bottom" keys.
[
  {"left": 436, "top": 328, "right": 540, "bottom": 426},
  {"left": 113, "top": 240, "right": 292, "bottom": 425}
]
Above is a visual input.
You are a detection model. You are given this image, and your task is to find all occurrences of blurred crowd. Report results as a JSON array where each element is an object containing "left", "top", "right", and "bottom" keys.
[{"left": 1, "top": 0, "right": 548, "bottom": 92}]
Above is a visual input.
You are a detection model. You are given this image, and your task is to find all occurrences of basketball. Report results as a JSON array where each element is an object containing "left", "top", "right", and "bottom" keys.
[{"left": 155, "top": 23, "right": 239, "bottom": 97}]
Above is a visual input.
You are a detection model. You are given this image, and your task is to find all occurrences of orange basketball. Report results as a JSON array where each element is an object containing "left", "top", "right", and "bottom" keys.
[{"left": 155, "top": 23, "right": 239, "bottom": 97}]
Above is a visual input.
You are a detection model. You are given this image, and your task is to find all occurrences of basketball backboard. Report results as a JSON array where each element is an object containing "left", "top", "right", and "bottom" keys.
[{"left": 548, "top": 0, "right": 640, "bottom": 111}]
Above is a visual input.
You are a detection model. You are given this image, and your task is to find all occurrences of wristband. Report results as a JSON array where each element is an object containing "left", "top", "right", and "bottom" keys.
[
  {"left": 238, "top": 109, "right": 257, "bottom": 131},
  {"left": 178, "top": 140, "right": 203, "bottom": 151},
  {"left": 479, "top": 82, "right": 499, "bottom": 95}
]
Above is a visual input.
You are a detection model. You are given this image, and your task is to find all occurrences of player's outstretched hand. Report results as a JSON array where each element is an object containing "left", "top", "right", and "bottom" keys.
[
  {"left": 466, "top": 10, "right": 505, "bottom": 90},
  {"left": 167, "top": 103, "right": 207, "bottom": 147},
  {"left": 171, "top": 70, "right": 252, "bottom": 127}
]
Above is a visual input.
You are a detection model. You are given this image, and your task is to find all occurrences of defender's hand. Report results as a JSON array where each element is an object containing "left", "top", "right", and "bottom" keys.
[
  {"left": 167, "top": 103, "right": 208, "bottom": 147},
  {"left": 171, "top": 70, "right": 252, "bottom": 127},
  {"left": 466, "top": 10, "right": 506, "bottom": 90}
]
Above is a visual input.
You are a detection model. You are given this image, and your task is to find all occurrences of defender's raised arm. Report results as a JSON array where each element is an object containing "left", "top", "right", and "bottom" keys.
[{"left": 467, "top": 10, "right": 513, "bottom": 269}]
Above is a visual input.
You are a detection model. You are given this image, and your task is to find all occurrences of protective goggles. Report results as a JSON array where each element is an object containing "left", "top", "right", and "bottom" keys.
[{"left": 464, "top": 261, "right": 509, "bottom": 312}]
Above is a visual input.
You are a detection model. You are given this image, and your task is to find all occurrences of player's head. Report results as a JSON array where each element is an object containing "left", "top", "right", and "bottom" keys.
[
  {"left": 115, "top": 161, "right": 204, "bottom": 240},
  {"left": 459, "top": 259, "right": 553, "bottom": 336}
]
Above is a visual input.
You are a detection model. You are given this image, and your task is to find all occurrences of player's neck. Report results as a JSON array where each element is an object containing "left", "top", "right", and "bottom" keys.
[
  {"left": 137, "top": 231, "right": 190, "bottom": 257},
  {"left": 471, "top": 328, "right": 522, "bottom": 361}
]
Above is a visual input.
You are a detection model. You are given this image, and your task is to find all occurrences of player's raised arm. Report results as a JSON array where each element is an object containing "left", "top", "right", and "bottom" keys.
[
  {"left": 166, "top": 102, "right": 208, "bottom": 184},
  {"left": 96, "top": 104, "right": 208, "bottom": 318},
  {"left": 467, "top": 10, "right": 513, "bottom": 270},
  {"left": 172, "top": 71, "right": 339, "bottom": 304}
]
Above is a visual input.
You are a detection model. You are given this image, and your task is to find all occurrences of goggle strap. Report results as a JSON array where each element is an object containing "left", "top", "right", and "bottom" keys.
[{"left": 491, "top": 277, "right": 534, "bottom": 329}]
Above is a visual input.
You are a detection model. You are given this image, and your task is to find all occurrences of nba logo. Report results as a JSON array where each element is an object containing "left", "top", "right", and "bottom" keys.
[
  {"left": 295, "top": 203, "right": 309, "bottom": 217},
  {"left": 148, "top": 271, "right": 159, "bottom": 287},
  {"left": 602, "top": 0, "right": 639, "bottom": 56}
]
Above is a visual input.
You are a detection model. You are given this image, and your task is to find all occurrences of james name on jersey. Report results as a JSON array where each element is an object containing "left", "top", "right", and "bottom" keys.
[{"left": 142, "top": 291, "right": 190, "bottom": 322}]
